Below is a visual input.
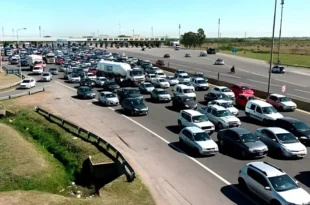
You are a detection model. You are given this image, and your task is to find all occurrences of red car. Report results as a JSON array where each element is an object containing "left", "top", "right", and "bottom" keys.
[
  {"left": 89, "top": 68, "right": 98, "bottom": 75},
  {"left": 56, "top": 58, "right": 64, "bottom": 65},
  {"left": 231, "top": 84, "right": 254, "bottom": 96},
  {"left": 236, "top": 93, "right": 256, "bottom": 108}
]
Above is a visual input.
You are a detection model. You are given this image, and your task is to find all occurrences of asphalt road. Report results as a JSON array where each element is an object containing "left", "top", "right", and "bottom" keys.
[
  {"left": 51, "top": 70, "right": 310, "bottom": 204},
  {"left": 109, "top": 47, "right": 310, "bottom": 102}
]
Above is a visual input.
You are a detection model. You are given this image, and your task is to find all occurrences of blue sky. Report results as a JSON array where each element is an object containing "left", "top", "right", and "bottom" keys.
[{"left": 0, "top": 0, "right": 308, "bottom": 38}]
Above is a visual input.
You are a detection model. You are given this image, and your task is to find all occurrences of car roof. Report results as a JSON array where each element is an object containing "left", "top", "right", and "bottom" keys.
[
  {"left": 215, "top": 86, "right": 228, "bottom": 89},
  {"left": 213, "top": 99, "right": 230, "bottom": 103},
  {"left": 184, "top": 126, "right": 204, "bottom": 133},
  {"left": 227, "top": 127, "right": 250, "bottom": 135},
  {"left": 178, "top": 73, "right": 188, "bottom": 76},
  {"left": 269, "top": 93, "right": 286, "bottom": 98},
  {"left": 277, "top": 117, "right": 301, "bottom": 124},
  {"left": 24, "top": 78, "right": 34, "bottom": 80},
  {"left": 100, "top": 91, "right": 113, "bottom": 94},
  {"left": 155, "top": 88, "right": 165, "bottom": 91},
  {"left": 238, "top": 93, "right": 254, "bottom": 97},
  {"left": 248, "top": 100, "right": 272, "bottom": 107},
  {"left": 193, "top": 77, "right": 205, "bottom": 81},
  {"left": 265, "top": 127, "right": 289, "bottom": 134},
  {"left": 122, "top": 87, "right": 138, "bottom": 90},
  {"left": 246, "top": 162, "right": 285, "bottom": 178},
  {"left": 182, "top": 109, "right": 203, "bottom": 116},
  {"left": 235, "top": 84, "right": 247, "bottom": 87},
  {"left": 126, "top": 97, "right": 142, "bottom": 101},
  {"left": 79, "top": 86, "right": 90, "bottom": 89},
  {"left": 175, "top": 84, "right": 190, "bottom": 89},
  {"left": 208, "top": 104, "right": 226, "bottom": 111}
]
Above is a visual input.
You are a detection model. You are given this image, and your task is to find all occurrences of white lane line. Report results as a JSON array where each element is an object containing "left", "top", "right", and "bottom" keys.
[
  {"left": 287, "top": 93, "right": 310, "bottom": 101},
  {"left": 247, "top": 79, "right": 281, "bottom": 87},
  {"left": 55, "top": 81, "right": 76, "bottom": 91},
  {"left": 220, "top": 73, "right": 241, "bottom": 79},
  {"left": 107, "top": 107, "right": 259, "bottom": 205},
  {"left": 295, "top": 89, "right": 310, "bottom": 94},
  {"left": 237, "top": 68, "right": 268, "bottom": 78},
  {"left": 275, "top": 79, "right": 307, "bottom": 88}
]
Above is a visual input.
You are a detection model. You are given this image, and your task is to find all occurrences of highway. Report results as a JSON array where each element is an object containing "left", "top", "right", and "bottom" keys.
[{"left": 109, "top": 47, "right": 310, "bottom": 102}]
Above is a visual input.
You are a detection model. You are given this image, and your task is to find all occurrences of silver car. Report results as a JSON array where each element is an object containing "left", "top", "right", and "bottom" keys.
[
  {"left": 41, "top": 72, "right": 52, "bottom": 82},
  {"left": 150, "top": 88, "right": 171, "bottom": 102},
  {"left": 48, "top": 68, "right": 59, "bottom": 75},
  {"left": 95, "top": 77, "right": 108, "bottom": 86},
  {"left": 98, "top": 91, "right": 119, "bottom": 106},
  {"left": 139, "top": 82, "right": 155, "bottom": 94}
]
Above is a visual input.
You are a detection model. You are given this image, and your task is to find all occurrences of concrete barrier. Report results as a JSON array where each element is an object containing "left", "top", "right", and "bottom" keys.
[{"left": 0, "top": 87, "right": 46, "bottom": 101}]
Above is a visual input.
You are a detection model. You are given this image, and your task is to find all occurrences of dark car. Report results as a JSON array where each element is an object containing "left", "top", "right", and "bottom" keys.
[
  {"left": 77, "top": 86, "right": 96, "bottom": 99},
  {"left": 172, "top": 95, "right": 197, "bottom": 110},
  {"left": 274, "top": 117, "right": 310, "bottom": 144},
  {"left": 20, "top": 59, "right": 28, "bottom": 66},
  {"left": 103, "top": 81, "right": 120, "bottom": 92},
  {"left": 137, "top": 59, "right": 144, "bottom": 66},
  {"left": 138, "top": 82, "right": 155, "bottom": 94},
  {"left": 156, "top": 60, "right": 165, "bottom": 66},
  {"left": 80, "top": 78, "right": 95, "bottom": 87},
  {"left": 163, "top": 54, "right": 170, "bottom": 58},
  {"left": 207, "top": 48, "right": 216, "bottom": 54},
  {"left": 217, "top": 128, "right": 268, "bottom": 158},
  {"left": 121, "top": 98, "right": 148, "bottom": 116},
  {"left": 204, "top": 93, "right": 230, "bottom": 103},
  {"left": 118, "top": 87, "right": 143, "bottom": 102}
]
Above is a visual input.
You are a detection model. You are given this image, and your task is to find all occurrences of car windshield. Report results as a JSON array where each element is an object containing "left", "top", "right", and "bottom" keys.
[
  {"left": 262, "top": 106, "right": 277, "bottom": 114},
  {"left": 159, "top": 79, "right": 166, "bottom": 82},
  {"left": 157, "top": 73, "right": 165, "bottom": 76},
  {"left": 144, "top": 84, "right": 153, "bottom": 88},
  {"left": 268, "top": 174, "right": 299, "bottom": 192},
  {"left": 248, "top": 96, "right": 256, "bottom": 100},
  {"left": 221, "top": 88, "right": 231, "bottom": 92},
  {"left": 220, "top": 102, "right": 233, "bottom": 108},
  {"left": 22, "top": 80, "right": 30, "bottom": 83},
  {"left": 276, "top": 133, "right": 298, "bottom": 144},
  {"left": 131, "top": 99, "right": 143, "bottom": 106},
  {"left": 197, "top": 80, "right": 207, "bottom": 84},
  {"left": 99, "top": 78, "right": 106, "bottom": 81},
  {"left": 193, "top": 132, "right": 211, "bottom": 141},
  {"left": 108, "top": 82, "right": 118, "bottom": 86},
  {"left": 183, "top": 89, "right": 193, "bottom": 93},
  {"left": 240, "top": 133, "right": 259, "bottom": 143},
  {"left": 216, "top": 94, "right": 229, "bottom": 100},
  {"left": 105, "top": 93, "right": 116, "bottom": 98},
  {"left": 49, "top": 68, "right": 57, "bottom": 71},
  {"left": 83, "top": 88, "right": 91, "bottom": 92},
  {"left": 168, "top": 77, "right": 176, "bottom": 80},
  {"left": 293, "top": 122, "right": 309, "bottom": 131},
  {"left": 240, "top": 86, "right": 250, "bottom": 90},
  {"left": 183, "top": 76, "right": 190, "bottom": 79},
  {"left": 88, "top": 74, "right": 95, "bottom": 76},
  {"left": 127, "top": 89, "right": 140, "bottom": 94},
  {"left": 158, "top": 90, "right": 168, "bottom": 95},
  {"left": 42, "top": 73, "right": 49, "bottom": 76},
  {"left": 183, "top": 97, "right": 194, "bottom": 102},
  {"left": 279, "top": 97, "right": 291, "bottom": 102},
  {"left": 192, "top": 115, "right": 208, "bottom": 123},
  {"left": 72, "top": 74, "right": 79, "bottom": 77},
  {"left": 132, "top": 70, "right": 144, "bottom": 75},
  {"left": 217, "top": 110, "right": 231, "bottom": 117},
  {"left": 182, "top": 82, "right": 191, "bottom": 86}
]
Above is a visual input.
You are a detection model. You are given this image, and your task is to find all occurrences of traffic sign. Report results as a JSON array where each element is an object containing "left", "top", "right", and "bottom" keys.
[
  {"left": 232, "top": 48, "right": 238, "bottom": 53},
  {"left": 282, "top": 85, "right": 286, "bottom": 93}
]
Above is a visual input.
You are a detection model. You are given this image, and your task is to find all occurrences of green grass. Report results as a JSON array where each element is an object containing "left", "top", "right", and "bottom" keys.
[
  {"left": 0, "top": 72, "right": 20, "bottom": 88},
  {"left": 221, "top": 50, "right": 310, "bottom": 67}
]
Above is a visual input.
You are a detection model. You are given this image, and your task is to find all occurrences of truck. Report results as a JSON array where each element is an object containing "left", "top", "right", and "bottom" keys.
[
  {"left": 27, "top": 55, "right": 43, "bottom": 70},
  {"left": 97, "top": 60, "right": 145, "bottom": 86},
  {"left": 44, "top": 53, "right": 56, "bottom": 64}
]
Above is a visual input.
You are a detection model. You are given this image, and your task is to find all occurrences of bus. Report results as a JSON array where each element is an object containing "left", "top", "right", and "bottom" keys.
[{"left": 45, "top": 53, "right": 56, "bottom": 64}]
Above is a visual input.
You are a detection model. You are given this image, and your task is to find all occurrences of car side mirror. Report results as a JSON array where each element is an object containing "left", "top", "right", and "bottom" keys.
[
  {"left": 272, "top": 139, "right": 277, "bottom": 142},
  {"left": 295, "top": 180, "right": 299, "bottom": 184},
  {"left": 264, "top": 186, "right": 271, "bottom": 191}
]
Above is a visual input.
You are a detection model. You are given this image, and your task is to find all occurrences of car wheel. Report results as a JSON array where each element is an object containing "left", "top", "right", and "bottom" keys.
[
  {"left": 241, "top": 150, "right": 246, "bottom": 158},
  {"left": 279, "top": 106, "right": 284, "bottom": 111},
  {"left": 218, "top": 123, "right": 223, "bottom": 130},
  {"left": 194, "top": 147, "right": 200, "bottom": 155},
  {"left": 275, "top": 148, "right": 283, "bottom": 158},
  {"left": 245, "top": 112, "right": 250, "bottom": 118},
  {"left": 262, "top": 119, "right": 268, "bottom": 126},
  {"left": 219, "top": 139, "right": 224, "bottom": 147},
  {"left": 238, "top": 178, "right": 247, "bottom": 190},
  {"left": 130, "top": 110, "right": 134, "bottom": 116},
  {"left": 178, "top": 120, "right": 183, "bottom": 129},
  {"left": 179, "top": 137, "right": 183, "bottom": 144}
]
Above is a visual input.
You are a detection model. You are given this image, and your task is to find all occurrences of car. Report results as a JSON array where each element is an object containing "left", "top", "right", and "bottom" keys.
[
  {"left": 274, "top": 117, "right": 310, "bottom": 144},
  {"left": 145, "top": 74, "right": 157, "bottom": 82},
  {"left": 236, "top": 93, "right": 256, "bottom": 108},
  {"left": 80, "top": 78, "right": 95, "bottom": 87},
  {"left": 156, "top": 60, "right": 165, "bottom": 66},
  {"left": 173, "top": 84, "right": 196, "bottom": 100},
  {"left": 77, "top": 86, "right": 96, "bottom": 99},
  {"left": 176, "top": 73, "right": 191, "bottom": 83},
  {"left": 199, "top": 51, "right": 207, "bottom": 57},
  {"left": 174, "top": 70, "right": 187, "bottom": 77},
  {"left": 98, "top": 91, "right": 119, "bottom": 106},
  {"left": 231, "top": 84, "right": 254, "bottom": 96},
  {"left": 19, "top": 78, "right": 36, "bottom": 89},
  {"left": 255, "top": 127, "right": 307, "bottom": 159},
  {"left": 271, "top": 65, "right": 286, "bottom": 73},
  {"left": 86, "top": 72, "right": 96, "bottom": 80},
  {"left": 155, "top": 70, "right": 166, "bottom": 78},
  {"left": 197, "top": 105, "right": 241, "bottom": 130},
  {"left": 207, "top": 100, "right": 239, "bottom": 116},
  {"left": 89, "top": 68, "right": 98, "bottom": 75},
  {"left": 138, "top": 82, "right": 155, "bottom": 94},
  {"left": 41, "top": 72, "right": 53, "bottom": 82},
  {"left": 190, "top": 77, "right": 209, "bottom": 91},
  {"left": 266, "top": 94, "right": 297, "bottom": 111},
  {"left": 207, "top": 48, "right": 216, "bottom": 54},
  {"left": 185, "top": 53, "right": 191, "bottom": 57},
  {"left": 172, "top": 95, "right": 197, "bottom": 110},
  {"left": 179, "top": 127, "right": 218, "bottom": 156},
  {"left": 166, "top": 76, "right": 179, "bottom": 86},
  {"left": 121, "top": 98, "right": 148, "bottom": 116},
  {"left": 178, "top": 110, "right": 215, "bottom": 134},
  {"left": 68, "top": 73, "right": 81, "bottom": 83},
  {"left": 204, "top": 92, "right": 232, "bottom": 104},
  {"left": 210, "top": 86, "right": 235, "bottom": 100},
  {"left": 32, "top": 66, "right": 44, "bottom": 75},
  {"left": 150, "top": 88, "right": 171, "bottom": 102},
  {"left": 48, "top": 68, "right": 59, "bottom": 75},
  {"left": 179, "top": 81, "right": 195, "bottom": 91},
  {"left": 94, "top": 76, "right": 108, "bottom": 86},
  {"left": 145, "top": 66, "right": 159, "bottom": 74},
  {"left": 214, "top": 59, "right": 224, "bottom": 65},
  {"left": 118, "top": 87, "right": 143, "bottom": 102},
  {"left": 163, "top": 54, "right": 170, "bottom": 58},
  {"left": 217, "top": 128, "right": 268, "bottom": 158},
  {"left": 239, "top": 162, "right": 310, "bottom": 205},
  {"left": 103, "top": 81, "right": 120, "bottom": 92},
  {"left": 151, "top": 78, "right": 170, "bottom": 88},
  {"left": 245, "top": 100, "right": 284, "bottom": 125}
]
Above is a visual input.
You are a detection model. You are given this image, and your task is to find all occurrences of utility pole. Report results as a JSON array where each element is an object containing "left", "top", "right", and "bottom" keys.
[
  {"left": 218, "top": 18, "right": 221, "bottom": 38},
  {"left": 267, "top": 0, "right": 278, "bottom": 94},
  {"left": 245, "top": 32, "right": 247, "bottom": 39},
  {"left": 179, "top": 24, "right": 181, "bottom": 40},
  {"left": 39, "top": 26, "right": 41, "bottom": 37},
  {"left": 277, "top": 0, "right": 285, "bottom": 64},
  {"left": 97, "top": 30, "right": 99, "bottom": 37},
  {"left": 119, "top": 24, "right": 121, "bottom": 36},
  {"left": 2, "top": 26, "right": 4, "bottom": 37},
  {"left": 133, "top": 29, "right": 134, "bottom": 36},
  {"left": 12, "top": 29, "right": 14, "bottom": 37},
  {"left": 151, "top": 27, "right": 153, "bottom": 37}
]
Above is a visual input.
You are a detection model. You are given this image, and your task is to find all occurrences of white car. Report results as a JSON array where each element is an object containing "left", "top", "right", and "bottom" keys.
[
  {"left": 190, "top": 77, "right": 209, "bottom": 91},
  {"left": 94, "top": 77, "right": 108, "bottom": 86},
  {"left": 211, "top": 86, "right": 235, "bottom": 99},
  {"left": 145, "top": 74, "right": 157, "bottom": 82},
  {"left": 68, "top": 73, "right": 81, "bottom": 83},
  {"left": 179, "top": 82, "right": 195, "bottom": 91},
  {"left": 166, "top": 76, "right": 179, "bottom": 85},
  {"left": 86, "top": 73, "right": 96, "bottom": 80},
  {"left": 151, "top": 78, "right": 170, "bottom": 88},
  {"left": 98, "top": 91, "right": 119, "bottom": 106},
  {"left": 173, "top": 84, "right": 196, "bottom": 100},
  {"left": 214, "top": 59, "right": 225, "bottom": 65},
  {"left": 155, "top": 70, "right": 166, "bottom": 78},
  {"left": 179, "top": 127, "right": 218, "bottom": 156},
  {"left": 19, "top": 78, "right": 36, "bottom": 89},
  {"left": 41, "top": 72, "right": 53, "bottom": 82},
  {"left": 32, "top": 66, "right": 43, "bottom": 75},
  {"left": 207, "top": 100, "right": 239, "bottom": 116},
  {"left": 177, "top": 73, "right": 190, "bottom": 83}
]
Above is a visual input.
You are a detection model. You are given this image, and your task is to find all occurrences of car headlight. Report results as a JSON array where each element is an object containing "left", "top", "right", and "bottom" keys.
[
  {"left": 134, "top": 108, "right": 139, "bottom": 111},
  {"left": 282, "top": 146, "right": 291, "bottom": 152},
  {"left": 185, "top": 105, "right": 189, "bottom": 108},
  {"left": 249, "top": 148, "right": 254, "bottom": 152}
]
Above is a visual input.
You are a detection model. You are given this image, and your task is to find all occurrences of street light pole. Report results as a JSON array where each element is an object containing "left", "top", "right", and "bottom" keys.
[
  {"left": 267, "top": 0, "right": 278, "bottom": 94},
  {"left": 151, "top": 27, "right": 153, "bottom": 37},
  {"left": 277, "top": 0, "right": 284, "bottom": 64},
  {"left": 17, "top": 28, "right": 26, "bottom": 79}
]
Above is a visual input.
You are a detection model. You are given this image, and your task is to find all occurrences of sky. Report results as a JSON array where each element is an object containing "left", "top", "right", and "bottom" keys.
[{"left": 0, "top": 0, "right": 309, "bottom": 38}]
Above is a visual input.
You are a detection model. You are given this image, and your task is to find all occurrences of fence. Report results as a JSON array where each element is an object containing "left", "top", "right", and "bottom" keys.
[
  {"left": 35, "top": 106, "right": 136, "bottom": 182},
  {"left": 0, "top": 87, "right": 46, "bottom": 101}
]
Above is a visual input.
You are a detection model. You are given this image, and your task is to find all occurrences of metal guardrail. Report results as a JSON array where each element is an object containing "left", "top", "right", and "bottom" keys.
[
  {"left": 0, "top": 87, "right": 46, "bottom": 100},
  {"left": 35, "top": 106, "right": 136, "bottom": 182}
]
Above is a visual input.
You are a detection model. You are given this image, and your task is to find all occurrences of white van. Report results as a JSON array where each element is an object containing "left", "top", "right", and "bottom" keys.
[
  {"left": 155, "top": 70, "right": 166, "bottom": 78},
  {"left": 245, "top": 100, "right": 283, "bottom": 125},
  {"left": 177, "top": 73, "right": 190, "bottom": 83},
  {"left": 32, "top": 65, "right": 44, "bottom": 75},
  {"left": 173, "top": 84, "right": 196, "bottom": 100}
]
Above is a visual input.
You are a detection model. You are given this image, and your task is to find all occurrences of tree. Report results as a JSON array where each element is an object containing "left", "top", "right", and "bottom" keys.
[
  {"left": 181, "top": 32, "right": 198, "bottom": 49},
  {"left": 197, "top": 28, "right": 206, "bottom": 48}
]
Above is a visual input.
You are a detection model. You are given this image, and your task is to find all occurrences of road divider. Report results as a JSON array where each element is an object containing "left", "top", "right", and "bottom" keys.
[
  {"left": 0, "top": 87, "right": 47, "bottom": 101},
  {"left": 35, "top": 106, "right": 136, "bottom": 182}
]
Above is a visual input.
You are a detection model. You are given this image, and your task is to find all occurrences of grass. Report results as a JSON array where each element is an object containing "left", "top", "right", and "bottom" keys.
[{"left": 0, "top": 72, "right": 20, "bottom": 88}]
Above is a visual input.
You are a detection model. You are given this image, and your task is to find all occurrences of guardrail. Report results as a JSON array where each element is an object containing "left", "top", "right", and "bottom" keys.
[
  {"left": 0, "top": 87, "right": 46, "bottom": 101},
  {"left": 153, "top": 63, "right": 310, "bottom": 112},
  {"left": 35, "top": 106, "right": 136, "bottom": 182}
]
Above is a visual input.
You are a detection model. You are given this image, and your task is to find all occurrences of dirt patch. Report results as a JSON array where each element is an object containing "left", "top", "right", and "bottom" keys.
[{"left": 0, "top": 72, "right": 20, "bottom": 88}]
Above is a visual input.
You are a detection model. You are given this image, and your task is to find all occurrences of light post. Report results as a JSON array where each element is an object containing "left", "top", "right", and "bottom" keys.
[
  {"left": 151, "top": 27, "right": 153, "bottom": 37},
  {"left": 277, "top": 0, "right": 284, "bottom": 64},
  {"left": 267, "top": 0, "right": 278, "bottom": 94},
  {"left": 17, "top": 28, "right": 26, "bottom": 79}
]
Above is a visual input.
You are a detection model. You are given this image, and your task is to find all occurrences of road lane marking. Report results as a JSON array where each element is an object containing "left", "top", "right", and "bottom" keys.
[
  {"left": 295, "top": 89, "right": 310, "bottom": 94},
  {"left": 287, "top": 93, "right": 310, "bottom": 101},
  {"left": 275, "top": 79, "right": 307, "bottom": 88},
  {"left": 247, "top": 79, "right": 281, "bottom": 87},
  {"left": 55, "top": 81, "right": 76, "bottom": 91},
  {"left": 220, "top": 73, "right": 241, "bottom": 79}
]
